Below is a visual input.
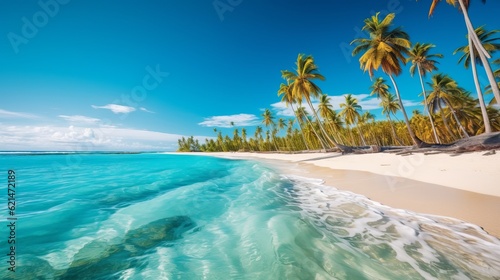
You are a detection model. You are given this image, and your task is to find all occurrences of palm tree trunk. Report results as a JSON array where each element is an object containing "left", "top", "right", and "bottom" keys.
[
  {"left": 329, "top": 124, "right": 344, "bottom": 145},
  {"left": 444, "top": 100, "right": 470, "bottom": 138},
  {"left": 457, "top": 0, "right": 500, "bottom": 104},
  {"left": 438, "top": 103, "right": 456, "bottom": 141},
  {"left": 271, "top": 135, "right": 279, "bottom": 151},
  {"left": 356, "top": 123, "right": 367, "bottom": 145},
  {"left": 305, "top": 97, "right": 340, "bottom": 150},
  {"left": 417, "top": 65, "right": 440, "bottom": 143},
  {"left": 468, "top": 35, "right": 492, "bottom": 134},
  {"left": 387, "top": 114, "right": 403, "bottom": 146},
  {"left": 303, "top": 114, "right": 328, "bottom": 151},
  {"left": 290, "top": 102, "right": 310, "bottom": 150},
  {"left": 388, "top": 74, "right": 419, "bottom": 146},
  {"left": 348, "top": 127, "right": 356, "bottom": 146}
]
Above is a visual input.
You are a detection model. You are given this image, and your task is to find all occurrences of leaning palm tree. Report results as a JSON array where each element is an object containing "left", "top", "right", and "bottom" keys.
[
  {"left": 454, "top": 26, "right": 500, "bottom": 133},
  {"left": 370, "top": 77, "right": 390, "bottom": 100},
  {"left": 427, "top": 74, "right": 470, "bottom": 138},
  {"left": 317, "top": 94, "right": 343, "bottom": 143},
  {"left": 425, "top": 0, "right": 500, "bottom": 104},
  {"left": 380, "top": 93, "right": 403, "bottom": 145},
  {"left": 241, "top": 128, "right": 248, "bottom": 149},
  {"left": 339, "top": 94, "right": 366, "bottom": 145},
  {"left": 281, "top": 54, "right": 338, "bottom": 150},
  {"left": 359, "top": 111, "right": 378, "bottom": 145},
  {"left": 407, "top": 42, "right": 443, "bottom": 142},
  {"left": 351, "top": 12, "right": 419, "bottom": 146},
  {"left": 262, "top": 109, "right": 278, "bottom": 151},
  {"left": 277, "top": 118, "right": 287, "bottom": 150},
  {"left": 254, "top": 126, "right": 263, "bottom": 146},
  {"left": 278, "top": 82, "right": 310, "bottom": 150}
]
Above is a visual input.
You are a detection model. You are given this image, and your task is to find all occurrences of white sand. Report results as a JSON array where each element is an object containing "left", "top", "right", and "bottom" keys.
[{"left": 190, "top": 151, "right": 500, "bottom": 197}]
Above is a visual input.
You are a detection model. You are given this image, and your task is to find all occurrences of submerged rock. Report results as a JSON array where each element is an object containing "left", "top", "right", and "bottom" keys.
[
  {"left": 60, "top": 215, "right": 196, "bottom": 279},
  {"left": 124, "top": 215, "right": 196, "bottom": 249}
]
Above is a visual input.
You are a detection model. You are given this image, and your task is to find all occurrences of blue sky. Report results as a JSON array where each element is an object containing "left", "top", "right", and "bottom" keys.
[{"left": 1, "top": 0, "right": 499, "bottom": 151}]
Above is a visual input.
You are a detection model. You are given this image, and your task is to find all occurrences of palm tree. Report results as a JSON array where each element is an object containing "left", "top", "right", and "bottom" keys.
[
  {"left": 278, "top": 82, "right": 310, "bottom": 150},
  {"left": 233, "top": 128, "right": 240, "bottom": 149},
  {"left": 380, "top": 93, "right": 403, "bottom": 145},
  {"left": 241, "top": 128, "right": 248, "bottom": 149},
  {"left": 281, "top": 54, "right": 338, "bottom": 150},
  {"left": 454, "top": 26, "right": 500, "bottom": 133},
  {"left": 254, "top": 126, "right": 263, "bottom": 142},
  {"left": 370, "top": 77, "right": 390, "bottom": 100},
  {"left": 359, "top": 111, "right": 378, "bottom": 145},
  {"left": 277, "top": 118, "right": 287, "bottom": 150},
  {"left": 262, "top": 109, "right": 278, "bottom": 150},
  {"left": 317, "top": 94, "right": 343, "bottom": 143},
  {"left": 339, "top": 94, "right": 366, "bottom": 145},
  {"left": 407, "top": 42, "right": 443, "bottom": 143},
  {"left": 427, "top": 74, "right": 470, "bottom": 138},
  {"left": 425, "top": 0, "right": 500, "bottom": 105},
  {"left": 351, "top": 12, "right": 419, "bottom": 146}
]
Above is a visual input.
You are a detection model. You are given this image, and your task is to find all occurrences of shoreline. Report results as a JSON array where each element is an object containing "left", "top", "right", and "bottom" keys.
[{"left": 171, "top": 151, "right": 500, "bottom": 238}]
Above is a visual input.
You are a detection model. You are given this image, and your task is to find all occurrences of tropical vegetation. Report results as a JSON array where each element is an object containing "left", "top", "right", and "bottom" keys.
[{"left": 178, "top": 4, "right": 500, "bottom": 153}]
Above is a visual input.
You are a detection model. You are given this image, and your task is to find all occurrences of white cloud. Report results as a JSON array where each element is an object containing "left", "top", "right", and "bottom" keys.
[
  {"left": 91, "top": 104, "right": 136, "bottom": 114},
  {"left": 198, "top": 114, "right": 260, "bottom": 128},
  {"left": 0, "top": 125, "right": 210, "bottom": 151},
  {"left": 139, "top": 107, "right": 155, "bottom": 113},
  {"left": 0, "top": 109, "right": 38, "bottom": 119},
  {"left": 270, "top": 103, "right": 293, "bottom": 117},
  {"left": 58, "top": 115, "right": 101, "bottom": 124},
  {"left": 402, "top": 100, "right": 422, "bottom": 108}
]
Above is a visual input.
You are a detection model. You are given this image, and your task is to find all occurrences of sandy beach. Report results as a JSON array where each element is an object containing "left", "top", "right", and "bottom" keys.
[{"left": 179, "top": 151, "right": 500, "bottom": 238}]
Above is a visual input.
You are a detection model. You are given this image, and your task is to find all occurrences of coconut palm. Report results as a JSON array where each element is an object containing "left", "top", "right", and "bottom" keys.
[
  {"left": 262, "top": 109, "right": 278, "bottom": 150},
  {"left": 425, "top": 0, "right": 500, "bottom": 105},
  {"left": 254, "top": 126, "right": 263, "bottom": 143},
  {"left": 359, "top": 111, "right": 378, "bottom": 145},
  {"left": 317, "top": 94, "right": 343, "bottom": 143},
  {"left": 380, "top": 93, "right": 403, "bottom": 145},
  {"left": 340, "top": 94, "right": 366, "bottom": 145},
  {"left": 427, "top": 74, "right": 470, "bottom": 138},
  {"left": 351, "top": 12, "right": 419, "bottom": 146},
  {"left": 278, "top": 82, "right": 310, "bottom": 150},
  {"left": 370, "top": 77, "right": 390, "bottom": 100},
  {"left": 281, "top": 54, "right": 338, "bottom": 150},
  {"left": 454, "top": 26, "right": 500, "bottom": 133},
  {"left": 407, "top": 42, "right": 443, "bottom": 142}
]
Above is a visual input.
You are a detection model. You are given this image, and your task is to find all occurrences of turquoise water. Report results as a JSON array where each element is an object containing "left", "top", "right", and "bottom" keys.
[{"left": 1, "top": 153, "right": 500, "bottom": 279}]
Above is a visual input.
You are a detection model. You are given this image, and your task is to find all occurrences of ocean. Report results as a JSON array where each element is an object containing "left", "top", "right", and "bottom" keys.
[{"left": 1, "top": 153, "right": 499, "bottom": 279}]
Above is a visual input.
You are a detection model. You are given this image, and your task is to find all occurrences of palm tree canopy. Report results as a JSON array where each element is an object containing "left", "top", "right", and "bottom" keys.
[
  {"left": 407, "top": 42, "right": 443, "bottom": 76},
  {"left": 359, "top": 111, "right": 375, "bottom": 125},
  {"left": 278, "top": 82, "right": 296, "bottom": 106},
  {"left": 262, "top": 109, "right": 275, "bottom": 127},
  {"left": 351, "top": 12, "right": 411, "bottom": 77},
  {"left": 426, "top": 73, "right": 464, "bottom": 113},
  {"left": 277, "top": 118, "right": 286, "bottom": 130},
  {"left": 339, "top": 94, "right": 362, "bottom": 126},
  {"left": 380, "top": 93, "right": 401, "bottom": 116},
  {"left": 425, "top": 0, "right": 486, "bottom": 17},
  {"left": 453, "top": 26, "right": 500, "bottom": 68},
  {"left": 281, "top": 54, "right": 325, "bottom": 102},
  {"left": 370, "top": 77, "right": 391, "bottom": 99},
  {"left": 494, "top": 58, "right": 500, "bottom": 77},
  {"left": 318, "top": 94, "right": 336, "bottom": 120}
]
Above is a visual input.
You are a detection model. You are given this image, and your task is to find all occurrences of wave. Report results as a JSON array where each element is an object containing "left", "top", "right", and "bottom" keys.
[{"left": 285, "top": 174, "right": 500, "bottom": 279}]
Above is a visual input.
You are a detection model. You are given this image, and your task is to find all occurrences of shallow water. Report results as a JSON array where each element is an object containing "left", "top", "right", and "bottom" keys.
[{"left": 1, "top": 153, "right": 499, "bottom": 279}]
